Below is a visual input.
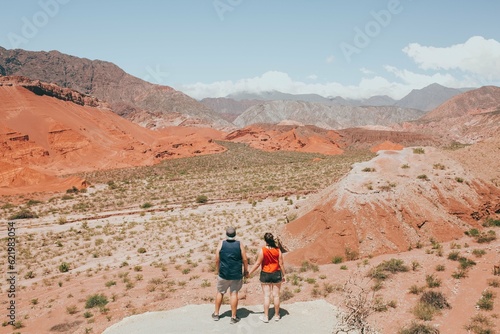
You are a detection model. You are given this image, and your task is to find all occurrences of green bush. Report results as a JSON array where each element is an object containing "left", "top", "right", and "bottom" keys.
[
  {"left": 413, "top": 148, "right": 425, "bottom": 154},
  {"left": 9, "top": 209, "right": 38, "bottom": 220},
  {"left": 412, "top": 302, "right": 436, "bottom": 321},
  {"left": 465, "top": 228, "right": 480, "bottom": 237},
  {"left": 332, "top": 256, "right": 343, "bottom": 264},
  {"left": 420, "top": 291, "right": 450, "bottom": 310},
  {"left": 477, "top": 290, "right": 495, "bottom": 311},
  {"left": 280, "top": 287, "right": 294, "bottom": 301},
  {"left": 425, "top": 274, "right": 441, "bottom": 288},
  {"left": 85, "top": 294, "right": 108, "bottom": 309},
  {"left": 377, "top": 259, "right": 409, "bottom": 274},
  {"left": 59, "top": 262, "right": 70, "bottom": 273},
  {"left": 483, "top": 217, "right": 500, "bottom": 227},
  {"left": 399, "top": 321, "right": 440, "bottom": 334},
  {"left": 66, "top": 186, "right": 79, "bottom": 194},
  {"left": 464, "top": 314, "right": 495, "bottom": 334},
  {"left": 140, "top": 202, "right": 153, "bottom": 209},
  {"left": 476, "top": 230, "right": 496, "bottom": 243},
  {"left": 195, "top": 195, "right": 208, "bottom": 204},
  {"left": 368, "top": 259, "right": 408, "bottom": 282},
  {"left": 447, "top": 251, "right": 460, "bottom": 261}
]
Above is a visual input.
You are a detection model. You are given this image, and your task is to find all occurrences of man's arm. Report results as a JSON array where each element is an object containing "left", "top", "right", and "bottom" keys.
[{"left": 214, "top": 241, "right": 222, "bottom": 275}]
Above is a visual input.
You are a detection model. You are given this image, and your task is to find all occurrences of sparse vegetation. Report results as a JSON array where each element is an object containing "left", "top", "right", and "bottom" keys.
[
  {"left": 332, "top": 256, "right": 343, "bottom": 264},
  {"left": 483, "top": 217, "right": 500, "bottom": 227},
  {"left": 413, "top": 291, "right": 450, "bottom": 321},
  {"left": 195, "top": 195, "right": 208, "bottom": 204},
  {"left": 85, "top": 294, "right": 108, "bottom": 309},
  {"left": 433, "top": 163, "right": 445, "bottom": 170},
  {"left": 59, "top": 262, "right": 70, "bottom": 273},
  {"left": 464, "top": 314, "right": 496, "bottom": 334},
  {"left": 412, "top": 148, "right": 425, "bottom": 154},
  {"left": 477, "top": 290, "right": 495, "bottom": 311},
  {"left": 368, "top": 259, "right": 409, "bottom": 282},
  {"left": 9, "top": 209, "right": 38, "bottom": 220},
  {"left": 399, "top": 321, "right": 440, "bottom": 334}
]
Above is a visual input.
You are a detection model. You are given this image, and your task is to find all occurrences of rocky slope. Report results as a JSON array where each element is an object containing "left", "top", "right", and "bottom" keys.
[
  {"left": 233, "top": 100, "right": 425, "bottom": 129},
  {"left": 0, "top": 77, "right": 225, "bottom": 194},
  {"left": 397, "top": 86, "right": 500, "bottom": 144},
  {"left": 281, "top": 146, "right": 500, "bottom": 264},
  {"left": 225, "top": 124, "right": 344, "bottom": 155},
  {"left": 0, "top": 47, "right": 231, "bottom": 129}
]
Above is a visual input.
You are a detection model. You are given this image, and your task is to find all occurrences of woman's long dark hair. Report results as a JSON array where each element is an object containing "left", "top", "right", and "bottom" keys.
[{"left": 264, "top": 233, "right": 278, "bottom": 248}]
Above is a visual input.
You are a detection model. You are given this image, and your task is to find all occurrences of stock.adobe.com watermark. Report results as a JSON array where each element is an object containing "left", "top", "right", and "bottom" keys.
[
  {"left": 340, "top": 0, "right": 407, "bottom": 63},
  {"left": 7, "top": 0, "right": 71, "bottom": 48},
  {"left": 213, "top": 0, "right": 243, "bottom": 21},
  {"left": 6, "top": 221, "right": 17, "bottom": 326}
]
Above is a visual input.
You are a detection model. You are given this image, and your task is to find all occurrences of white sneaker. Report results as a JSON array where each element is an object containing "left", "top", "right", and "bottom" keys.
[{"left": 259, "top": 315, "right": 269, "bottom": 323}]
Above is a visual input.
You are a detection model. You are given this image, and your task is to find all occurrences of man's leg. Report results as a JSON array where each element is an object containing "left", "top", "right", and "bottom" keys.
[
  {"left": 214, "top": 291, "right": 223, "bottom": 316},
  {"left": 230, "top": 290, "right": 238, "bottom": 318}
]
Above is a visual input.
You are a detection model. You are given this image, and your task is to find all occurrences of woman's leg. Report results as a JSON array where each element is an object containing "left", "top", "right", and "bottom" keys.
[
  {"left": 272, "top": 283, "right": 282, "bottom": 319},
  {"left": 261, "top": 283, "right": 271, "bottom": 319}
]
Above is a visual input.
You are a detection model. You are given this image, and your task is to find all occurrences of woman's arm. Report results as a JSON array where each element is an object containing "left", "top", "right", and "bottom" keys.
[
  {"left": 279, "top": 250, "right": 286, "bottom": 282},
  {"left": 248, "top": 248, "right": 263, "bottom": 275}
]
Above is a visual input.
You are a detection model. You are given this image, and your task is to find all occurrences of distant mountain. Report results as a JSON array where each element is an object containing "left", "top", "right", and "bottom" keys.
[
  {"left": 421, "top": 86, "right": 500, "bottom": 120},
  {"left": 396, "top": 86, "right": 500, "bottom": 144},
  {"left": 225, "top": 90, "right": 397, "bottom": 107},
  {"left": 199, "top": 98, "right": 262, "bottom": 122},
  {"left": 227, "top": 90, "right": 333, "bottom": 103},
  {"left": 0, "top": 47, "right": 231, "bottom": 129},
  {"left": 223, "top": 83, "right": 473, "bottom": 112},
  {"left": 233, "top": 100, "right": 425, "bottom": 129},
  {"left": 395, "top": 83, "right": 469, "bottom": 111}
]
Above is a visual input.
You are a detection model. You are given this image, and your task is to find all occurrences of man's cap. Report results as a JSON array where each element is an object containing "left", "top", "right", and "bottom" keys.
[{"left": 226, "top": 227, "right": 236, "bottom": 239}]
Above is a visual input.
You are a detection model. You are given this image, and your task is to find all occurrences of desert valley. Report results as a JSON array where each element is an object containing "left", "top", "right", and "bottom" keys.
[{"left": 0, "top": 47, "right": 499, "bottom": 334}]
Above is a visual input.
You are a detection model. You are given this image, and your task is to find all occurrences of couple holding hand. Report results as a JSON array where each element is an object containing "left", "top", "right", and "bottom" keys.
[{"left": 213, "top": 227, "right": 285, "bottom": 324}]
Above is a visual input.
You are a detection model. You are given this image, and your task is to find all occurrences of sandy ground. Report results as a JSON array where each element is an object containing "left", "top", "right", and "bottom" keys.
[{"left": 0, "top": 192, "right": 499, "bottom": 334}]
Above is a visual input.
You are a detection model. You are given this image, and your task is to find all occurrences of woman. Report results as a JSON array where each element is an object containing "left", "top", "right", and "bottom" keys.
[{"left": 248, "top": 232, "right": 286, "bottom": 323}]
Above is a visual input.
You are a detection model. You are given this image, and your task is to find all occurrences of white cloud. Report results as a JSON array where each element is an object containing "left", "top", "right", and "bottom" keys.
[
  {"left": 403, "top": 36, "right": 500, "bottom": 80},
  {"left": 326, "top": 55, "right": 335, "bottom": 64},
  {"left": 178, "top": 36, "right": 500, "bottom": 100},
  {"left": 179, "top": 70, "right": 418, "bottom": 100},
  {"left": 307, "top": 74, "right": 318, "bottom": 80},
  {"left": 360, "top": 67, "right": 375, "bottom": 75}
]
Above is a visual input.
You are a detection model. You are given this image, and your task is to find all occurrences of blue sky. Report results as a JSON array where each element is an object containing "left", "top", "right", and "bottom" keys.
[{"left": 1, "top": 0, "right": 500, "bottom": 99}]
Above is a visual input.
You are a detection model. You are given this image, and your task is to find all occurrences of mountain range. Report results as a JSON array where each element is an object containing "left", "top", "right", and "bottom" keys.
[
  {"left": 0, "top": 46, "right": 478, "bottom": 132},
  {"left": 0, "top": 46, "right": 232, "bottom": 130}
]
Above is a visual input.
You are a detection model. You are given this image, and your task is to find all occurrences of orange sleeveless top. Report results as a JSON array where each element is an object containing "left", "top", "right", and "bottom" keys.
[{"left": 262, "top": 247, "right": 280, "bottom": 273}]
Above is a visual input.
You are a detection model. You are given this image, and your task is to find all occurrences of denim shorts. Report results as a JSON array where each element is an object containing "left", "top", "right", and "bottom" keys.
[{"left": 260, "top": 270, "right": 282, "bottom": 283}]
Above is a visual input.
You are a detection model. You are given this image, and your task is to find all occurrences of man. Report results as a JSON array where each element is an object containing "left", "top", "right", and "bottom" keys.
[{"left": 212, "top": 226, "right": 249, "bottom": 324}]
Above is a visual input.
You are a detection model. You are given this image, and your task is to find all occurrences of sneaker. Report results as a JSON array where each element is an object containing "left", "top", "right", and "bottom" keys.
[
  {"left": 230, "top": 317, "right": 240, "bottom": 324},
  {"left": 274, "top": 316, "right": 280, "bottom": 322},
  {"left": 259, "top": 315, "right": 269, "bottom": 323},
  {"left": 211, "top": 313, "right": 219, "bottom": 321}
]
